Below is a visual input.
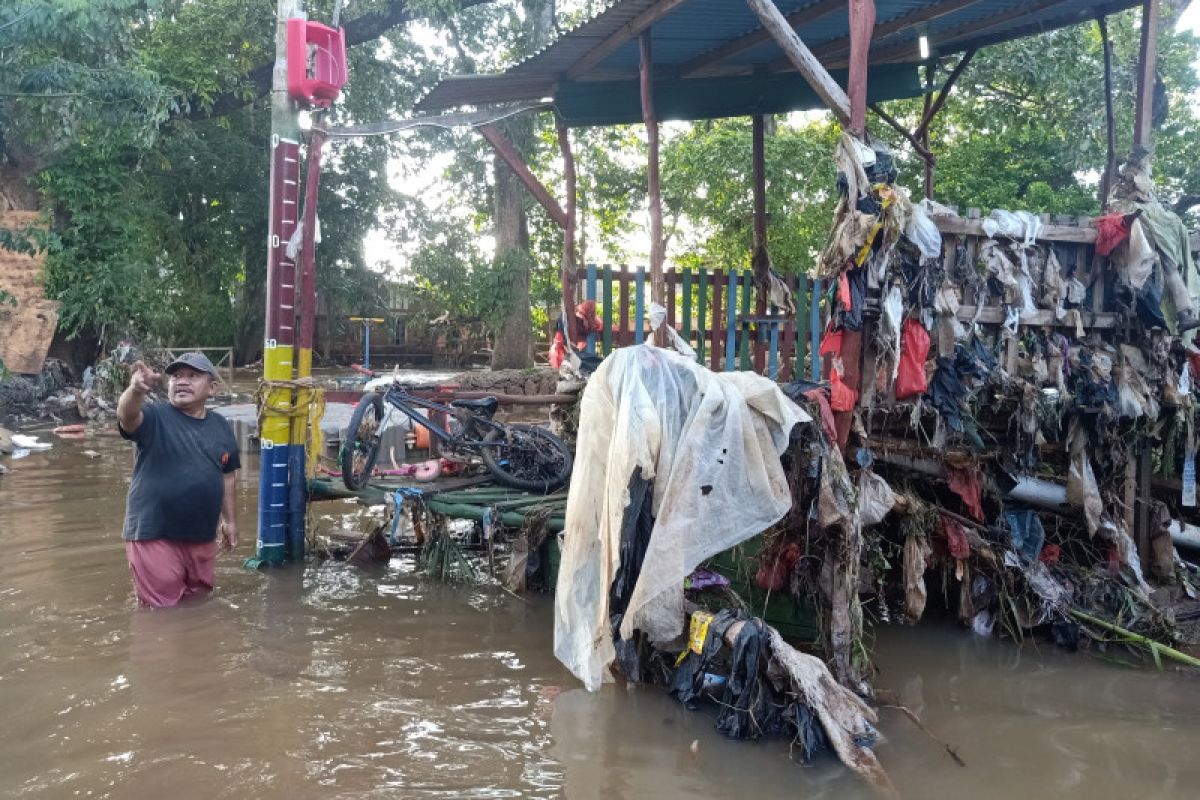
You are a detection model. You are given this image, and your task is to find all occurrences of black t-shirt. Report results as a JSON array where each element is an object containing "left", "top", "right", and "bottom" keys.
[{"left": 120, "top": 402, "right": 241, "bottom": 542}]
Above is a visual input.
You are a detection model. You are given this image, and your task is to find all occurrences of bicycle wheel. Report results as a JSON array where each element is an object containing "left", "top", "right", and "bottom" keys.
[
  {"left": 481, "top": 423, "right": 573, "bottom": 493},
  {"left": 341, "top": 393, "right": 384, "bottom": 491}
]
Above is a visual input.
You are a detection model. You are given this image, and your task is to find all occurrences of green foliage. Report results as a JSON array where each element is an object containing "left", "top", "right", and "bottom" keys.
[
  {"left": 872, "top": 10, "right": 1200, "bottom": 221},
  {"left": 662, "top": 117, "right": 840, "bottom": 275}
]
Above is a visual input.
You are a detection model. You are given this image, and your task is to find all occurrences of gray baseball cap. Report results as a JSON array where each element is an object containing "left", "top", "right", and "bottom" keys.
[{"left": 164, "top": 351, "right": 219, "bottom": 380}]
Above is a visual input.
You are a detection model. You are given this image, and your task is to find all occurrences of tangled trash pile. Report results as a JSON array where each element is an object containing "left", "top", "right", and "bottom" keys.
[{"left": 551, "top": 133, "right": 1200, "bottom": 790}]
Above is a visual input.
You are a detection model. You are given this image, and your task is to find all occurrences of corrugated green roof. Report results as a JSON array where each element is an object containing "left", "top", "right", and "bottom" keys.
[{"left": 415, "top": 0, "right": 1140, "bottom": 125}]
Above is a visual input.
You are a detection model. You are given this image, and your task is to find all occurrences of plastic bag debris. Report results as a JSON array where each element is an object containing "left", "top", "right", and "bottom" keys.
[
  {"left": 895, "top": 319, "right": 931, "bottom": 400},
  {"left": 905, "top": 201, "right": 943, "bottom": 261}
]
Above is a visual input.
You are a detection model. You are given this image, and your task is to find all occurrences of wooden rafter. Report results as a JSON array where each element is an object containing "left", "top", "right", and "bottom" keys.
[
  {"left": 745, "top": 0, "right": 851, "bottom": 127},
  {"left": 914, "top": 47, "right": 974, "bottom": 137},
  {"left": 675, "top": 0, "right": 843, "bottom": 77},
  {"left": 565, "top": 0, "right": 694, "bottom": 80},
  {"left": 1133, "top": 0, "right": 1159, "bottom": 150},
  {"left": 801, "top": 0, "right": 983, "bottom": 67},
  {"left": 478, "top": 123, "right": 570, "bottom": 230},
  {"left": 858, "top": 0, "right": 1075, "bottom": 66}
]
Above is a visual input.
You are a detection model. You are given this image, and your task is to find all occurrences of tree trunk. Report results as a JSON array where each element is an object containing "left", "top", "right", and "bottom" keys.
[
  {"left": 490, "top": 134, "right": 534, "bottom": 369},
  {"left": 488, "top": 0, "right": 554, "bottom": 370}
]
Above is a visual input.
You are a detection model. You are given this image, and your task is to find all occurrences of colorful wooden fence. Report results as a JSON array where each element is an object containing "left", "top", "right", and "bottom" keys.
[{"left": 576, "top": 265, "right": 822, "bottom": 382}]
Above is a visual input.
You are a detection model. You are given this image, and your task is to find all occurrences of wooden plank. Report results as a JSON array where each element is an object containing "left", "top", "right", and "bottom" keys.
[
  {"left": 634, "top": 267, "right": 646, "bottom": 345},
  {"left": 640, "top": 32, "right": 666, "bottom": 346},
  {"left": 781, "top": 274, "right": 797, "bottom": 381},
  {"left": 743, "top": 0, "right": 851, "bottom": 127},
  {"left": 956, "top": 305, "right": 1121, "bottom": 328},
  {"left": 619, "top": 266, "right": 631, "bottom": 347},
  {"left": 603, "top": 264, "right": 614, "bottom": 354},
  {"left": 931, "top": 214, "right": 1097, "bottom": 244},
  {"left": 697, "top": 268, "right": 708, "bottom": 364},
  {"left": 768, "top": 321, "right": 780, "bottom": 380},
  {"left": 478, "top": 123, "right": 569, "bottom": 230},
  {"left": 739, "top": 270, "right": 753, "bottom": 371},
  {"left": 666, "top": 270, "right": 677, "bottom": 332},
  {"left": 682, "top": 270, "right": 694, "bottom": 349},
  {"left": 585, "top": 262, "right": 598, "bottom": 355},
  {"left": 725, "top": 271, "right": 739, "bottom": 371},
  {"left": 809, "top": 278, "right": 822, "bottom": 381},
  {"left": 1133, "top": 0, "right": 1160, "bottom": 151},
  {"left": 846, "top": 0, "right": 876, "bottom": 137},
  {"left": 710, "top": 269, "right": 725, "bottom": 372},
  {"left": 793, "top": 273, "right": 808, "bottom": 381}
]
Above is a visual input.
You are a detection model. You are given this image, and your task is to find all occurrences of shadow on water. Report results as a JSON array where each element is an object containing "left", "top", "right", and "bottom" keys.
[{"left": 1, "top": 427, "right": 1199, "bottom": 798}]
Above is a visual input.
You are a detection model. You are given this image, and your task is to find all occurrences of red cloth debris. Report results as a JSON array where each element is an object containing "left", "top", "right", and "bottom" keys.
[
  {"left": 837, "top": 270, "right": 852, "bottom": 310},
  {"left": 755, "top": 542, "right": 800, "bottom": 591},
  {"left": 572, "top": 300, "right": 603, "bottom": 344},
  {"left": 830, "top": 367, "right": 858, "bottom": 412},
  {"left": 940, "top": 515, "right": 970, "bottom": 560},
  {"left": 895, "top": 318, "right": 931, "bottom": 400},
  {"left": 946, "top": 465, "right": 984, "bottom": 521},
  {"left": 1038, "top": 543, "right": 1061, "bottom": 565},
  {"left": 548, "top": 330, "right": 566, "bottom": 369},
  {"left": 819, "top": 327, "right": 844, "bottom": 357},
  {"left": 1094, "top": 213, "right": 1132, "bottom": 257},
  {"left": 803, "top": 388, "right": 838, "bottom": 442}
]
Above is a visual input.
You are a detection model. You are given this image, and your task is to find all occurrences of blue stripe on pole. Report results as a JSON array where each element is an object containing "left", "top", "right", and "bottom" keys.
[
  {"left": 257, "top": 442, "right": 292, "bottom": 564},
  {"left": 585, "top": 263, "right": 597, "bottom": 356},
  {"left": 634, "top": 269, "right": 645, "bottom": 345},
  {"left": 287, "top": 445, "right": 306, "bottom": 561},
  {"left": 810, "top": 278, "right": 822, "bottom": 382},
  {"left": 724, "top": 271, "right": 737, "bottom": 371}
]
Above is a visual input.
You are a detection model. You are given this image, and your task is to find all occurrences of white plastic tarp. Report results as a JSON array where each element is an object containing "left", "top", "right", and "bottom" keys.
[{"left": 554, "top": 345, "right": 810, "bottom": 691}]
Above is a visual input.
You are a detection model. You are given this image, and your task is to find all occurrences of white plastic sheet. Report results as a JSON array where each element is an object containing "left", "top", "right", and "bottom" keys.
[
  {"left": 905, "top": 201, "right": 942, "bottom": 261},
  {"left": 554, "top": 346, "right": 809, "bottom": 690}
]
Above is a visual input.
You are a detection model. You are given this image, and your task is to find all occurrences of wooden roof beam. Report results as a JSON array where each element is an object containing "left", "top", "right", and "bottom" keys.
[
  {"left": 675, "top": 0, "right": 843, "bottom": 77},
  {"left": 852, "top": 0, "right": 1076, "bottom": 67},
  {"left": 564, "top": 0, "right": 695, "bottom": 80},
  {"left": 745, "top": 0, "right": 851, "bottom": 127},
  {"left": 478, "top": 123, "right": 570, "bottom": 230},
  {"left": 763, "top": 0, "right": 981, "bottom": 72}
]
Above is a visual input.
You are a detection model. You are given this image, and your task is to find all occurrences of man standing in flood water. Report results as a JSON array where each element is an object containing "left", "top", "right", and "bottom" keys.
[{"left": 116, "top": 352, "right": 240, "bottom": 607}]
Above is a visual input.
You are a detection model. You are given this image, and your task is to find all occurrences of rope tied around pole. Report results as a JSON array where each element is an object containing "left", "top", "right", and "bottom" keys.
[{"left": 255, "top": 377, "right": 327, "bottom": 478}]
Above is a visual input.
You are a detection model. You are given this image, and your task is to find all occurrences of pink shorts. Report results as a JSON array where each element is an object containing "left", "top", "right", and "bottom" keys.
[{"left": 126, "top": 539, "right": 217, "bottom": 607}]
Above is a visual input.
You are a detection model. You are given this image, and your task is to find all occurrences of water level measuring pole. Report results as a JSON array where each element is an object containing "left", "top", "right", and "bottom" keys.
[
  {"left": 349, "top": 317, "right": 384, "bottom": 371},
  {"left": 254, "top": 0, "right": 305, "bottom": 569}
]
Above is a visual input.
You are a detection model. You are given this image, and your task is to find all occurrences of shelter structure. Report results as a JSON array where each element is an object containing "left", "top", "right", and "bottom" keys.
[{"left": 413, "top": 0, "right": 1152, "bottom": 329}]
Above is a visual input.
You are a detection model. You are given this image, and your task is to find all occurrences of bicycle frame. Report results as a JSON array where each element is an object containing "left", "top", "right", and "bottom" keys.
[{"left": 376, "top": 384, "right": 502, "bottom": 449}]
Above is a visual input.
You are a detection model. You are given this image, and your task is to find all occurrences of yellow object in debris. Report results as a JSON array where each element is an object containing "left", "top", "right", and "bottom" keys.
[{"left": 688, "top": 611, "right": 714, "bottom": 655}]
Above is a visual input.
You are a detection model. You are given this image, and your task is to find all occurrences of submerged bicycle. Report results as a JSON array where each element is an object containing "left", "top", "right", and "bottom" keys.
[{"left": 340, "top": 381, "right": 573, "bottom": 494}]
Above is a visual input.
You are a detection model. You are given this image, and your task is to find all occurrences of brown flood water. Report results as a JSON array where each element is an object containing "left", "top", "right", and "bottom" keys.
[{"left": 2, "top": 426, "right": 1200, "bottom": 799}]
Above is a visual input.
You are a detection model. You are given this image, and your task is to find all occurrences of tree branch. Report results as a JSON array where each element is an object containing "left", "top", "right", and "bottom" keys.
[{"left": 186, "top": 0, "right": 493, "bottom": 121}]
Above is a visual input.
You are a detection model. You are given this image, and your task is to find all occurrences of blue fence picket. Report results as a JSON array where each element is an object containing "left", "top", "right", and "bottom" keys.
[
  {"left": 585, "top": 263, "right": 598, "bottom": 355},
  {"left": 634, "top": 269, "right": 645, "bottom": 345}
]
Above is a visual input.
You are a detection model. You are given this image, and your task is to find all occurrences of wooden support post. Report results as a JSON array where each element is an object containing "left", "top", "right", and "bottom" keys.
[
  {"left": 847, "top": 0, "right": 876, "bottom": 138},
  {"left": 1133, "top": 0, "right": 1160, "bottom": 152},
  {"left": 556, "top": 119, "right": 579, "bottom": 329},
  {"left": 1098, "top": 16, "right": 1117, "bottom": 208},
  {"left": 744, "top": 0, "right": 851, "bottom": 127},
  {"left": 479, "top": 123, "right": 570, "bottom": 230},
  {"left": 752, "top": 114, "right": 769, "bottom": 315},
  {"left": 640, "top": 31, "right": 667, "bottom": 345},
  {"left": 915, "top": 49, "right": 974, "bottom": 139},
  {"left": 922, "top": 62, "right": 935, "bottom": 199}
]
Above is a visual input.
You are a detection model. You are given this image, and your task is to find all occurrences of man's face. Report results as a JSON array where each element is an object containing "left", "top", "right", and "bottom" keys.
[{"left": 167, "top": 366, "right": 214, "bottom": 408}]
